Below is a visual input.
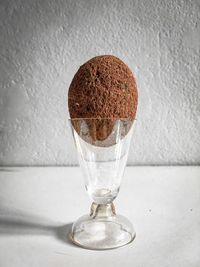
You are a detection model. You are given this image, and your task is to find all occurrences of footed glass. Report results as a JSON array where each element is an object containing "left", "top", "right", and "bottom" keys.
[{"left": 69, "top": 118, "right": 136, "bottom": 250}]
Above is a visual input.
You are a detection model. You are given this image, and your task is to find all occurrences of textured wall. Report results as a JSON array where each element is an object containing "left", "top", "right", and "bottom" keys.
[{"left": 0, "top": 0, "right": 200, "bottom": 166}]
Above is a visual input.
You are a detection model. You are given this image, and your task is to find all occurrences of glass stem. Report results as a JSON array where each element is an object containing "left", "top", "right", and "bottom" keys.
[{"left": 90, "top": 202, "right": 116, "bottom": 219}]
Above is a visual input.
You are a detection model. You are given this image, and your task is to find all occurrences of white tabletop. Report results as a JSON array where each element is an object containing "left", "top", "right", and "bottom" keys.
[{"left": 0, "top": 167, "right": 199, "bottom": 267}]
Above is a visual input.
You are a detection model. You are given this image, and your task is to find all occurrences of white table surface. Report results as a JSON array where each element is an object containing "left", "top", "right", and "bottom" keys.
[{"left": 0, "top": 167, "right": 199, "bottom": 267}]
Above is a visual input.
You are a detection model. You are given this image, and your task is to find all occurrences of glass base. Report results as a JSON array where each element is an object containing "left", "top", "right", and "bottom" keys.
[{"left": 70, "top": 203, "right": 136, "bottom": 250}]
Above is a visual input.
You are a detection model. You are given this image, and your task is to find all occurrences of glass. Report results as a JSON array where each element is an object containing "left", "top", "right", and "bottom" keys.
[{"left": 69, "top": 118, "right": 136, "bottom": 249}]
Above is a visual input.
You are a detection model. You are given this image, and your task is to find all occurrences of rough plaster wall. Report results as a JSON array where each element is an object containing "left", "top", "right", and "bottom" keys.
[{"left": 0, "top": 0, "right": 200, "bottom": 166}]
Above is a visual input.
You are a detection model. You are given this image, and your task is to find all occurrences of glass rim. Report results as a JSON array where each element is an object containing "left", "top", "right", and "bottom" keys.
[{"left": 68, "top": 117, "right": 137, "bottom": 121}]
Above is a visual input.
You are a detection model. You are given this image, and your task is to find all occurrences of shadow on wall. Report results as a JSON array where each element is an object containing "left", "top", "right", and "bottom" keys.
[{"left": 0, "top": 0, "right": 91, "bottom": 166}]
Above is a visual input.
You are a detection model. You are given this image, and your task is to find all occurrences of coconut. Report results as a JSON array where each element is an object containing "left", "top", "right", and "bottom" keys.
[{"left": 68, "top": 55, "right": 138, "bottom": 145}]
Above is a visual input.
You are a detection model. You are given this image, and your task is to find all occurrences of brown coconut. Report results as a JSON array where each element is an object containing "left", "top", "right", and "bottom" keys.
[{"left": 68, "top": 55, "right": 138, "bottom": 144}]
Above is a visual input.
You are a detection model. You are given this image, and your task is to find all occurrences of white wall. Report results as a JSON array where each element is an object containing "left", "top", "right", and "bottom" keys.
[{"left": 0, "top": 0, "right": 200, "bottom": 166}]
